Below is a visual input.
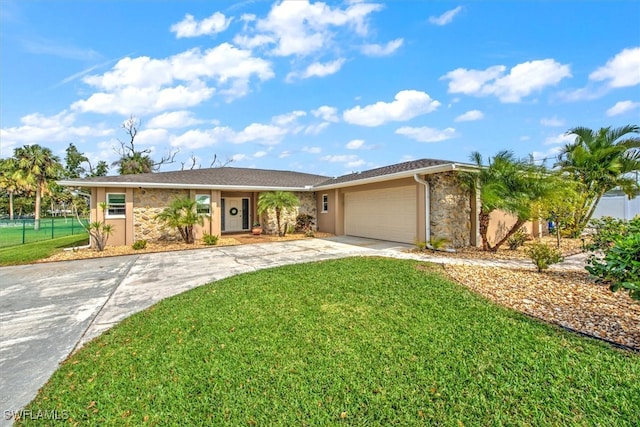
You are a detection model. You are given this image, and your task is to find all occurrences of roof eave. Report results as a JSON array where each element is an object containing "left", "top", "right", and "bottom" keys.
[
  {"left": 57, "top": 180, "right": 317, "bottom": 192},
  {"left": 313, "top": 163, "right": 479, "bottom": 190}
]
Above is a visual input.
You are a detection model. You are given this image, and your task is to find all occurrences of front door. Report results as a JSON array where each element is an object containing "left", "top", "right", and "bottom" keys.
[{"left": 222, "top": 198, "right": 250, "bottom": 232}]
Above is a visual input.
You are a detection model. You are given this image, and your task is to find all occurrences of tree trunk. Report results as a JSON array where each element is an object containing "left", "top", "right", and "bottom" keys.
[
  {"left": 478, "top": 209, "right": 491, "bottom": 251},
  {"left": 34, "top": 182, "right": 42, "bottom": 230},
  {"left": 490, "top": 218, "right": 527, "bottom": 252},
  {"left": 9, "top": 191, "right": 14, "bottom": 221},
  {"left": 276, "top": 207, "right": 282, "bottom": 237}
]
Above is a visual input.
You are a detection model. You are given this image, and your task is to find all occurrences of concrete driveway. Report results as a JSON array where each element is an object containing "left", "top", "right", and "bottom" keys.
[{"left": 0, "top": 237, "right": 412, "bottom": 424}]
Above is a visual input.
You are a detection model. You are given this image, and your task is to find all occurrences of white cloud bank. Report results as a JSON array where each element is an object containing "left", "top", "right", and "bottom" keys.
[
  {"left": 441, "top": 59, "right": 571, "bottom": 102},
  {"left": 343, "top": 90, "right": 440, "bottom": 126},
  {"left": 170, "top": 12, "right": 232, "bottom": 38},
  {"left": 606, "top": 100, "right": 640, "bottom": 117},
  {"left": 395, "top": 126, "right": 457, "bottom": 143},
  {"left": 428, "top": 6, "right": 463, "bottom": 26},
  {"left": 454, "top": 110, "right": 484, "bottom": 122},
  {"left": 590, "top": 47, "right": 640, "bottom": 88}
]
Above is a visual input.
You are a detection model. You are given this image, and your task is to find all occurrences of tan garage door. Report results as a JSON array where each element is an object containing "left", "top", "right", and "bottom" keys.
[{"left": 344, "top": 186, "right": 417, "bottom": 244}]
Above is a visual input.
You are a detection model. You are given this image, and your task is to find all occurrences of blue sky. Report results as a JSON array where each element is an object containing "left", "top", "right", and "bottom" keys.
[{"left": 1, "top": 0, "right": 639, "bottom": 177}]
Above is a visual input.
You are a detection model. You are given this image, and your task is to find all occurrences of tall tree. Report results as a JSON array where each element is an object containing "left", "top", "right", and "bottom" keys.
[
  {"left": 12, "top": 144, "right": 62, "bottom": 229},
  {"left": 556, "top": 124, "right": 640, "bottom": 234},
  {"left": 113, "top": 116, "right": 177, "bottom": 175},
  {"left": 0, "top": 158, "right": 23, "bottom": 220},
  {"left": 257, "top": 191, "right": 299, "bottom": 237},
  {"left": 461, "top": 151, "right": 552, "bottom": 252},
  {"left": 64, "top": 143, "right": 90, "bottom": 178}
]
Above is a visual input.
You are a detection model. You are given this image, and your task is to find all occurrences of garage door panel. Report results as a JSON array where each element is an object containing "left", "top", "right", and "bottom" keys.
[{"left": 344, "top": 186, "right": 416, "bottom": 244}]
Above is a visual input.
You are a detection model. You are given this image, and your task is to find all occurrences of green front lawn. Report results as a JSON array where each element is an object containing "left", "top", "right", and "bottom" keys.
[
  {"left": 0, "top": 234, "right": 89, "bottom": 266},
  {"left": 19, "top": 258, "right": 639, "bottom": 426}
]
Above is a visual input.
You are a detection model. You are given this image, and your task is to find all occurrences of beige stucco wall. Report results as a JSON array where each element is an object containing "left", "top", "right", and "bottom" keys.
[
  {"left": 487, "top": 210, "right": 539, "bottom": 245},
  {"left": 315, "top": 174, "right": 473, "bottom": 248}
]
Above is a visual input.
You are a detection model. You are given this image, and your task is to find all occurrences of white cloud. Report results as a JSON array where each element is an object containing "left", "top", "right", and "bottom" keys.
[
  {"left": 74, "top": 43, "right": 274, "bottom": 113},
  {"left": 343, "top": 90, "right": 440, "bottom": 126},
  {"left": 395, "top": 126, "right": 457, "bottom": 142},
  {"left": 0, "top": 111, "right": 113, "bottom": 155},
  {"left": 231, "top": 153, "right": 248, "bottom": 162},
  {"left": 312, "top": 105, "right": 339, "bottom": 122},
  {"left": 170, "top": 12, "right": 232, "bottom": 38},
  {"left": 147, "top": 111, "right": 204, "bottom": 129},
  {"left": 72, "top": 81, "right": 216, "bottom": 115},
  {"left": 428, "top": 6, "right": 463, "bottom": 26},
  {"left": 540, "top": 116, "right": 565, "bottom": 127},
  {"left": 320, "top": 154, "right": 365, "bottom": 168},
  {"left": 346, "top": 139, "right": 365, "bottom": 149},
  {"left": 170, "top": 128, "right": 232, "bottom": 150},
  {"left": 304, "top": 122, "right": 330, "bottom": 135},
  {"left": 287, "top": 58, "right": 346, "bottom": 81},
  {"left": 590, "top": 47, "right": 640, "bottom": 88},
  {"left": 272, "top": 110, "right": 306, "bottom": 126},
  {"left": 232, "top": 123, "right": 289, "bottom": 145},
  {"left": 302, "top": 146, "right": 322, "bottom": 154},
  {"left": 606, "top": 100, "right": 640, "bottom": 116},
  {"left": 454, "top": 110, "right": 484, "bottom": 122},
  {"left": 254, "top": 150, "right": 268, "bottom": 158},
  {"left": 361, "top": 38, "right": 403, "bottom": 56},
  {"left": 544, "top": 133, "right": 575, "bottom": 146},
  {"left": 279, "top": 150, "right": 291, "bottom": 158},
  {"left": 236, "top": 0, "right": 383, "bottom": 57},
  {"left": 442, "top": 59, "right": 571, "bottom": 103},
  {"left": 135, "top": 128, "right": 169, "bottom": 146}
]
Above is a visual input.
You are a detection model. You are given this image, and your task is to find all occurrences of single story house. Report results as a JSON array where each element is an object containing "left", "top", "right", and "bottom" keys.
[{"left": 59, "top": 158, "right": 487, "bottom": 248}]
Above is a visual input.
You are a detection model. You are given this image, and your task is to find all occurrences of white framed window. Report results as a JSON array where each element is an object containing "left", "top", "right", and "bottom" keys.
[
  {"left": 196, "top": 194, "right": 211, "bottom": 215},
  {"left": 322, "top": 194, "right": 329, "bottom": 213},
  {"left": 106, "top": 193, "right": 126, "bottom": 218}
]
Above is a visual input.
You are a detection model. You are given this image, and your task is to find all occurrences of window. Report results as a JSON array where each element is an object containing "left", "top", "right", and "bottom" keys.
[
  {"left": 322, "top": 194, "right": 329, "bottom": 213},
  {"left": 196, "top": 194, "right": 211, "bottom": 215},
  {"left": 106, "top": 193, "right": 126, "bottom": 218}
]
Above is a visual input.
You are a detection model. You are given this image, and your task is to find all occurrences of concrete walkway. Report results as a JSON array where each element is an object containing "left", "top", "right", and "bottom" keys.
[{"left": 0, "top": 236, "right": 585, "bottom": 424}]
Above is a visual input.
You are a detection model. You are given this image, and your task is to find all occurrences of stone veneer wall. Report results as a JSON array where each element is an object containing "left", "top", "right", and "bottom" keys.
[
  {"left": 261, "top": 191, "right": 317, "bottom": 235},
  {"left": 133, "top": 188, "right": 189, "bottom": 242},
  {"left": 427, "top": 172, "right": 471, "bottom": 248}
]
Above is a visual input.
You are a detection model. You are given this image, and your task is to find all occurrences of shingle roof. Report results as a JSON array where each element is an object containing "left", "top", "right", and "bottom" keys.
[
  {"left": 59, "top": 158, "right": 476, "bottom": 190},
  {"left": 316, "top": 158, "right": 457, "bottom": 186},
  {"left": 62, "top": 167, "right": 330, "bottom": 189}
]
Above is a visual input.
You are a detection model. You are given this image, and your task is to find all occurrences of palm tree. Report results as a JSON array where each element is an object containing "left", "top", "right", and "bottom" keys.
[
  {"left": 461, "top": 151, "right": 551, "bottom": 252},
  {"left": 113, "top": 151, "right": 155, "bottom": 175},
  {"left": 0, "top": 158, "right": 23, "bottom": 220},
  {"left": 155, "top": 197, "right": 204, "bottom": 244},
  {"left": 12, "top": 145, "right": 61, "bottom": 229},
  {"left": 556, "top": 125, "right": 640, "bottom": 234},
  {"left": 257, "top": 191, "right": 299, "bottom": 237}
]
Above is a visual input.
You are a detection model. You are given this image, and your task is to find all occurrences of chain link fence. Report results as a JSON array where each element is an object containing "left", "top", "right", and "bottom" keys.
[{"left": 0, "top": 217, "right": 90, "bottom": 248}]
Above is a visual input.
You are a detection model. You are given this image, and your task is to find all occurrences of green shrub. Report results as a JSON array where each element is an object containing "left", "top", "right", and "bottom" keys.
[
  {"left": 414, "top": 240, "right": 427, "bottom": 252},
  {"left": 586, "top": 216, "right": 631, "bottom": 251},
  {"left": 202, "top": 233, "right": 219, "bottom": 246},
  {"left": 132, "top": 240, "right": 147, "bottom": 250},
  {"left": 507, "top": 228, "right": 527, "bottom": 250},
  {"left": 526, "top": 242, "right": 563, "bottom": 272},
  {"left": 585, "top": 217, "right": 640, "bottom": 301}
]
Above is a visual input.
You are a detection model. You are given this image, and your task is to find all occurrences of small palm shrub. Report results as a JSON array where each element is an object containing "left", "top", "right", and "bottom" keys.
[
  {"left": 155, "top": 197, "right": 205, "bottom": 244},
  {"left": 507, "top": 228, "right": 527, "bottom": 250},
  {"left": 132, "top": 240, "right": 147, "bottom": 250},
  {"left": 414, "top": 240, "right": 428, "bottom": 252},
  {"left": 202, "top": 233, "right": 219, "bottom": 246},
  {"left": 526, "top": 242, "right": 563, "bottom": 272}
]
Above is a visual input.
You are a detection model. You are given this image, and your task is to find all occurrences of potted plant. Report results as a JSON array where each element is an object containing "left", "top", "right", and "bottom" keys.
[{"left": 251, "top": 222, "right": 262, "bottom": 235}]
